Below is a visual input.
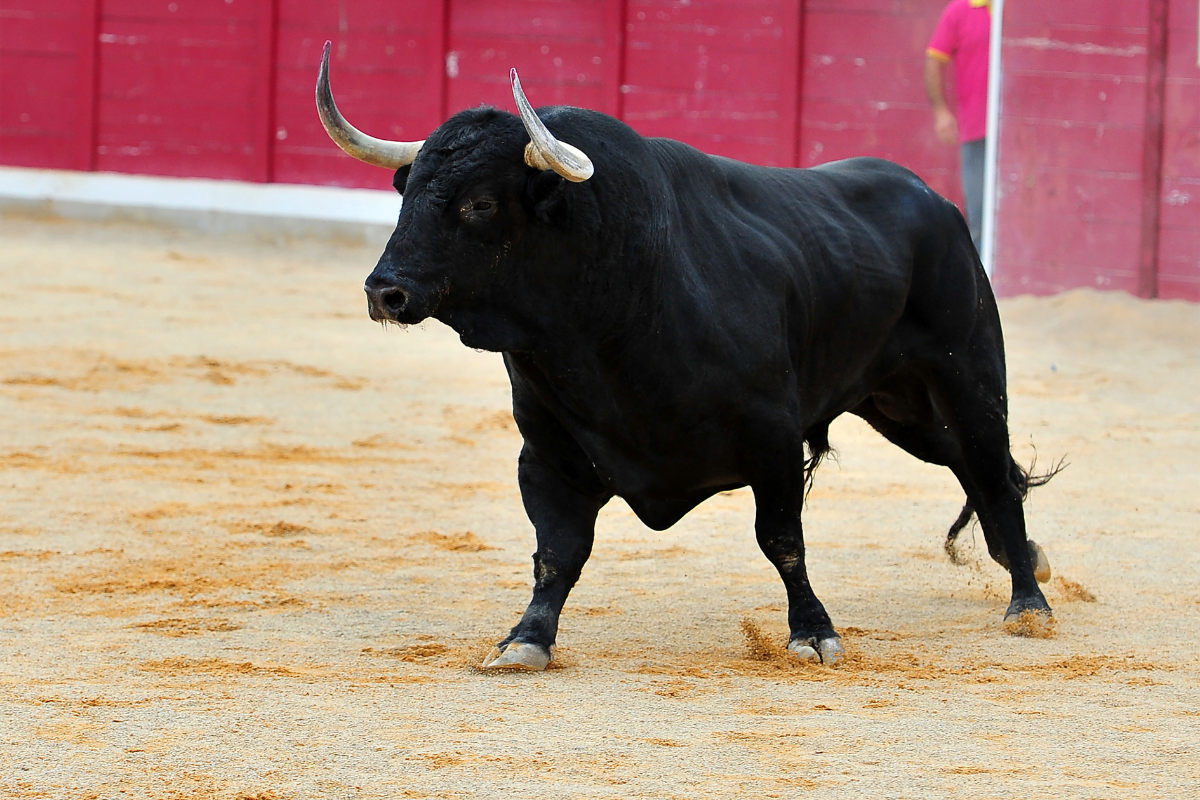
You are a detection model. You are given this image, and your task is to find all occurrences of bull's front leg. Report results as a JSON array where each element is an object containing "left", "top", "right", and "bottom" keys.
[
  {"left": 480, "top": 447, "right": 609, "bottom": 671},
  {"left": 752, "top": 477, "right": 846, "bottom": 666}
]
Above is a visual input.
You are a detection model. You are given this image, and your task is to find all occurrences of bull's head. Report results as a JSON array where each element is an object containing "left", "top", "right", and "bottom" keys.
[{"left": 315, "top": 42, "right": 601, "bottom": 351}]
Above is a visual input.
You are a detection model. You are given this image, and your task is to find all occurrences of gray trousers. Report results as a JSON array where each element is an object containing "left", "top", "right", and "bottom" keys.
[{"left": 961, "top": 138, "right": 986, "bottom": 254}]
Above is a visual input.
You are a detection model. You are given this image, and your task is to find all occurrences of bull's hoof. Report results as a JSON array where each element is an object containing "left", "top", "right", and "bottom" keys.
[
  {"left": 1003, "top": 608, "right": 1056, "bottom": 638},
  {"left": 1029, "top": 539, "right": 1052, "bottom": 584},
  {"left": 1004, "top": 593, "right": 1052, "bottom": 621},
  {"left": 1003, "top": 595, "right": 1055, "bottom": 638},
  {"left": 788, "top": 636, "right": 845, "bottom": 667},
  {"left": 479, "top": 641, "right": 552, "bottom": 671}
]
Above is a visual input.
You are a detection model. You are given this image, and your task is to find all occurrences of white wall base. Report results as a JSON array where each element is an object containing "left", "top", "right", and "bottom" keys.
[{"left": 0, "top": 167, "right": 400, "bottom": 241}]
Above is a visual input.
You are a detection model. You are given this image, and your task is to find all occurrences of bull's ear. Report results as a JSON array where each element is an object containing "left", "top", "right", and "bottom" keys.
[
  {"left": 392, "top": 165, "right": 412, "bottom": 196},
  {"left": 526, "top": 170, "right": 566, "bottom": 224}
]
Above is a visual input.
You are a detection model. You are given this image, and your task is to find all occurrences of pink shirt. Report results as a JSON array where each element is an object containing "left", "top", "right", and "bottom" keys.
[{"left": 927, "top": 0, "right": 991, "bottom": 142}]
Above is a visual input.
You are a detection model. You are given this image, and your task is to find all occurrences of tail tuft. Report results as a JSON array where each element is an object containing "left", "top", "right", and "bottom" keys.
[
  {"left": 802, "top": 422, "right": 835, "bottom": 500},
  {"left": 945, "top": 500, "right": 975, "bottom": 564},
  {"left": 1015, "top": 450, "right": 1068, "bottom": 500}
]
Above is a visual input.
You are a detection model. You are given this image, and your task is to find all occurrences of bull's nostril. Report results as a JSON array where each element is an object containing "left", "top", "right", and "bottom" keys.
[
  {"left": 380, "top": 287, "right": 407, "bottom": 314},
  {"left": 367, "top": 285, "right": 408, "bottom": 320}
]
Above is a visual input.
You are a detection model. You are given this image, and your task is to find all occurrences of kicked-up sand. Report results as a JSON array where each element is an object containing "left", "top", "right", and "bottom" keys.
[{"left": 1, "top": 215, "right": 1198, "bottom": 798}]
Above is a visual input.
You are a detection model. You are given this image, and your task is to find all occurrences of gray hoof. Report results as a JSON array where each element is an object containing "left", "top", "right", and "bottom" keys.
[
  {"left": 788, "top": 636, "right": 845, "bottom": 666},
  {"left": 788, "top": 641, "right": 818, "bottom": 661},
  {"left": 479, "top": 642, "right": 552, "bottom": 671},
  {"left": 1003, "top": 605, "right": 1056, "bottom": 638},
  {"left": 1029, "top": 540, "right": 1051, "bottom": 584}
]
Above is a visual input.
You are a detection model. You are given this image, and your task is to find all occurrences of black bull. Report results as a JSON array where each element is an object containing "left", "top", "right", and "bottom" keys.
[{"left": 333, "top": 76, "right": 1055, "bottom": 670}]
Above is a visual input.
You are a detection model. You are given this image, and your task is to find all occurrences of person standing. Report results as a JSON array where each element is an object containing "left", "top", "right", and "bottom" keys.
[{"left": 926, "top": 0, "right": 992, "bottom": 253}]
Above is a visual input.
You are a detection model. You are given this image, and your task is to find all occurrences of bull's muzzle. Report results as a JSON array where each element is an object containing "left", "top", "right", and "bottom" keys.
[
  {"left": 365, "top": 283, "right": 409, "bottom": 323},
  {"left": 366, "top": 269, "right": 438, "bottom": 327}
]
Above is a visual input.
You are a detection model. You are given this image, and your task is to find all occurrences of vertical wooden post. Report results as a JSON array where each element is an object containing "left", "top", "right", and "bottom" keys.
[
  {"left": 791, "top": 0, "right": 807, "bottom": 168},
  {"left": 1137, "top": 0, "right": 1169, "bottom": 299},
  {"left": 600, "top": 0, "right": 625, "bottom": 119},
  {"left": 253, "top": 0, "right": 280, "bottom": 183},
  {"left": 613, "top": 0, "right": 629, "bottom": 120},
  {"left": 778, "top": 0, "right": 803, "bottom": 168},
  {"left": 440, "top": 0, "right": 453, "bottom": 123},
  {"left": 78, "top": 0, "right": 102, "bottom": 172}
]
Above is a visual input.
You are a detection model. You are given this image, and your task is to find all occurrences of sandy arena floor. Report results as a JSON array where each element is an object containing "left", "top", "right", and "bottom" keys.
[{"left": 1, "top": 215, "right": 1198, "bottom": 798}]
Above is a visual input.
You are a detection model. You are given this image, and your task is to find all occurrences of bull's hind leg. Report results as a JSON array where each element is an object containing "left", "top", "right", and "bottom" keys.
[
  {"left": 927, "top": 360, "right": 1052, "bottom": 624},
  {"left": 480, "top": 447, "right": 609, "bottom": 671},
  {"left": 750, "top": 441, "right": 845, "bottom": 666},
  {"left": 853, "top": 378, "right": 1052, "bottom": 583}
]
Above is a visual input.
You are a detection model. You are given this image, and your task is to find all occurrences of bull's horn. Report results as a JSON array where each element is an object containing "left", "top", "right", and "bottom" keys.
[
  {"left": 316, "top": 41, "right": 423, "bottom": 169},
  {"left": 510, "top": 69, "right": 594, "bottom": 182}
]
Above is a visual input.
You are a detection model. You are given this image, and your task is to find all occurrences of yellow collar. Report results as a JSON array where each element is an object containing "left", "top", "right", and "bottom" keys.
[{"left": 969, "top": 0, "right": 990, "bottom": 7}]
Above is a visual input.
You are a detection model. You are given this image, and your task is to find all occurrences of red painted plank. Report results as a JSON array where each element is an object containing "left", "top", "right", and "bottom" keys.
[
  {"left": 1153, "top": 0, "right": 1200, "bottom": 300},
  {"left": 273, "top": 0, "right": 445, "bottom": 189},
  {"left": 623, "top": 0, "right": 800, "bottom": 166},
  {"left": 452, "top": 37, "right": 610, "bottom": 91},
  {"left": 446, "top": 0, "right": 622, "bottom": 119},
  {"left": 1156, "top": 218, "right": 1200, "bottom": 301},
  {"left": 998, "top": 166, "right": 1147, "bottom": 225},
  {"left": 994, "top": 210, "right": 1143, "bottom": 293},
  {"left": 802, "top": 56, "right": 930, "bottom": 106},
  {"left": 93, "top": 3, "right": 274, "bottom": 180},
  {"left": 0, "top": 0, "right": 96, "bottom": 171},
  {"left": 807, "top": 0, "right": 935, "bottom": 11},
  {"left": 103, "top": 0, "right": 261, "bottom": 23},
  {"left": 1003, "top": 72, "right": 1149, "bottom": 127},
  {"left": 1003, "top": 0, "right": 1149, "bottom": 28},
  {"left": 1, "top": 0, "right": 88, "bottom": 11},
  {"left": 1000, "top": 118, "right": 1145, "bottom": 174},
  {"left": 993, "top": 1, "right": 1163, "bottom": 296},
  {"left": 0, "top": 55, "right": 83, "bottom": 134},
  {"left": 805, "top": 10, "right": 937, "bottom": 55},
  {"left": 1002, "top": 23, "right": 1150, "bottom": 78},
  {"left": 0, "top": 14, "right": 87, "bottom": 53},
  {"left": 453, "top": 0, "right": 613, "bottom": 38}
]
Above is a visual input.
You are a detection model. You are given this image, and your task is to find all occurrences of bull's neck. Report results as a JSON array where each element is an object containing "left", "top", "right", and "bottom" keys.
[{"left": 539, "top": 240, "right": 666, "bottom": 350}]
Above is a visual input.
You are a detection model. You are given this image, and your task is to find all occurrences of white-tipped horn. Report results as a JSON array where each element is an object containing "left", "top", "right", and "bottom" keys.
[
  {"left": 316, "top": 41, "right": 423, "bottom": 169},
  {"left": 510, "top": 69, "right": 594, "bottom": 182}
]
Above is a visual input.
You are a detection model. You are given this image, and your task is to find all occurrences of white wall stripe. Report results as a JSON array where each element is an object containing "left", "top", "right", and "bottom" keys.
[{"left": 0, "top": 167, "right": 400, "bottom": 227}]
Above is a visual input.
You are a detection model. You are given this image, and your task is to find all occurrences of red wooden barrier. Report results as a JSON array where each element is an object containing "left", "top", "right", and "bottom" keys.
[
  {"left": 446, "top": 0, "right": 623, "bottom": 117},
  {"left": 992, "top": 0, "right": 1171, "bottom": 298},
  {"left": 93, "top": 0, "right": 274, "bottom": 181},
  {"left": 2, "top": 1, "right": 1194, "bottom": 301},
  {"left": 622, "top": 0, "right": 800, "bottom": 167},
  {"left": 1156, "top": 0, "right": 1200, "bottom": 301},
  {"left": 0, "top": 0, "right": 98, "bottom": 171}
]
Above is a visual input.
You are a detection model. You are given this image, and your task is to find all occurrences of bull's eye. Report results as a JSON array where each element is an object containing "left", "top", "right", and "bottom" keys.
[{"left": 461, "top": 197, "right": 498, "bottom": 223}]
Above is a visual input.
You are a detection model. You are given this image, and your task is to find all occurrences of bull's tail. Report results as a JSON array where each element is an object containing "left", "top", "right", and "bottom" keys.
[
  {"left": 944, "top": 451, "right": 1067, "bottom": 564},
  {"left": 802, "top": 421, "right": 834, "bottom": 500}
]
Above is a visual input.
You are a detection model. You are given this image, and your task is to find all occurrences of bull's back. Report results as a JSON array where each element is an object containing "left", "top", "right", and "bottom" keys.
[
  {"left": 652, "top": 144, "right": 958, "bottom": 305},
  {"left": 648, "top": 143, "right": 987, "bottom": 416}
]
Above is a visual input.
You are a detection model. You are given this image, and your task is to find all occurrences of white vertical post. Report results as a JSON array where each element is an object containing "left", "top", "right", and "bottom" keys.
[{"left": 980, "top": 0, "right": 1005, "bottom": 277}]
